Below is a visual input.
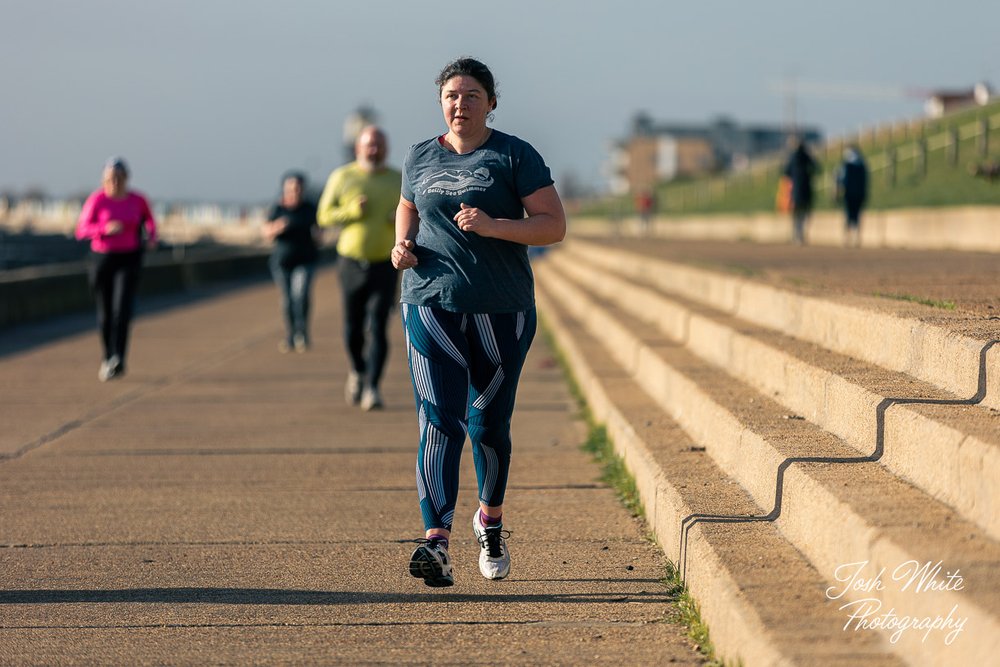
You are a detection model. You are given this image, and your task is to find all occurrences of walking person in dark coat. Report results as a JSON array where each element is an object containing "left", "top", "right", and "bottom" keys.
[
  {"left": 836, "top": 145, "right": 869, "bottom": 248},
  {"left": 783, "top": 139, "right": 819, "bottom": 245},
  {"left": 263, "top": 171, "right": 320, "bottom": 353}
]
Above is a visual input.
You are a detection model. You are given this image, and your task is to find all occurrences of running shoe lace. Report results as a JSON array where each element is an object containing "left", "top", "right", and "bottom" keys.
[
  {"left": 412, "top": 537, "right": 447, "bottom": 548},
  {"left": 477, "top": 527, "right": 511, "bottom": 558}
]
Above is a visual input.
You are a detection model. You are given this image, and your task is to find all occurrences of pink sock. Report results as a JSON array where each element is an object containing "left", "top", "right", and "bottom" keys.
[{"left": 479, "top": 509, "right": 502, "bottom": 527}]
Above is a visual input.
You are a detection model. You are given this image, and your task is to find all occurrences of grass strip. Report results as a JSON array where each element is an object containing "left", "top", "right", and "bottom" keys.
[
  {"left": 580, "top": 425, "right": 644, "bottom": 519},
  {"left": 662, "top": 562, "right": 725, "bottom": 664},
  {"left": 873, "top": 291, "right": 957, "bottom": 309},
  {"left": 538, "top": 318, "right": 729, "bottom": 665}
]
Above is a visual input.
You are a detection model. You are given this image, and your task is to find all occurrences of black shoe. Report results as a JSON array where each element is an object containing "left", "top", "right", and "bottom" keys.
[{"left": 408, "top": 539, "right": 454, "bottom": 587}]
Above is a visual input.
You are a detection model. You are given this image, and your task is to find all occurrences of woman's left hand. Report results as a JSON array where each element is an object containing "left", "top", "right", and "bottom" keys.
[{"left": 454, "top": 202, "right": 495, "bottom": 237}]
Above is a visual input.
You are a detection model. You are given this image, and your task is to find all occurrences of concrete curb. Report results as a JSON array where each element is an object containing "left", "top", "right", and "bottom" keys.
[{"left": 571, "top": 206, "right": 1000, "bottom": 253}]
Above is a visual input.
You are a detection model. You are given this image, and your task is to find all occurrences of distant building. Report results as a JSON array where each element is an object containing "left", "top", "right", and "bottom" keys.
[
  {"left": 608, "top": 113, "right": 822, "bottom": 195},
  {"left": 924, "top": 82, "right": 993, "bottom": 118}
]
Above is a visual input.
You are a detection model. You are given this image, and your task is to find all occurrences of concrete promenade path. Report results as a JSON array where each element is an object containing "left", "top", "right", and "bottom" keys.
[{"left": 0, "top": 270, "right": 704, "bottom": 665}]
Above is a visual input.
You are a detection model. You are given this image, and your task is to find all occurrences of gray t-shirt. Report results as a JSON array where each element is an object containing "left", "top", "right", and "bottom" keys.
[{"left": 400, "top": 129, "right": 554, "bottom": 313}]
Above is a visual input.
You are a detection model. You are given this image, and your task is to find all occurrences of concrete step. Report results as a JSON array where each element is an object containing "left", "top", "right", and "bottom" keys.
[
  {"left": 536, "top": 260, "right": 1000, "bottom": 667},
  {"left": 561, "top": 238, "right": 1000, "bottom": 413},
  {"left": 569, "top": 207, "right": 1000, "bottom": 253},
  {"left": 535, "top": 282, "right": 903, "bottom": 667},
  {"left": 545, "top": 249, "right": 1000, "bottom": 541}
]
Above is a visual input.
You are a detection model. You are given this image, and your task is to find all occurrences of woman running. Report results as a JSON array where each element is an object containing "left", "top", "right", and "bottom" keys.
[
  {"left": 75, "top": 157, "right": 157, "bottom": 381},
  {"left": 392, "top": 57, "right": 566, "bottom": 587}
]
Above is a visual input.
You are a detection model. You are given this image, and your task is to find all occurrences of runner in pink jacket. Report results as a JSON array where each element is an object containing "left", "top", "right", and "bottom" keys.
[{"left": 75, "top": 157, "right": 158, "bottom": 381}]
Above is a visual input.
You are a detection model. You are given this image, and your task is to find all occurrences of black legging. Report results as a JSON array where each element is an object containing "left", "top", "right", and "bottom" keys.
[
  {"left": 88, "top": 250, "right": 142, "bottom": 363},
  {"left": 337, "top": 258, "right": 397, "bottom": 389}
]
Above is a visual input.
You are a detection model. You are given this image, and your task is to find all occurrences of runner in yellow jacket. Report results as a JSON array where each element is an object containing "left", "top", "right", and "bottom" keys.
[{"left": 318, "top": 126, "right": 402, "bottom": 410}]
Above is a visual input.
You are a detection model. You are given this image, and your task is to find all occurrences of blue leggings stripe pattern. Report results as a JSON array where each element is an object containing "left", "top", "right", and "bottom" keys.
[
  {"left": 478, "top": 443, "right": 499, "bottom": 506},
  {"left": 402, "top": 304, "right": 537, "bottom": 532},
  {"left": 423, "top": 423, "right": 450, "bottom": 516},
  {"left": 473, "top": 313, "right": 503, "bottom": 365},
  {"left": 408, "top": 344, "right": 438, "bottom": 406},
  {"left": 472, "top": 368, "right": 505, "bottom": 411},
  {"left": 419, "top": 306, "right": 468, "bottom": 368}
]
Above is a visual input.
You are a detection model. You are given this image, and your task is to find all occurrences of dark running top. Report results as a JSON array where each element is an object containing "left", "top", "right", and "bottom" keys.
[
  {"left": 267, "top": 201, "right": 319, "bottom": 268},
  {"left": 400, "top": 129, "right": 553, "bottom": 313}
]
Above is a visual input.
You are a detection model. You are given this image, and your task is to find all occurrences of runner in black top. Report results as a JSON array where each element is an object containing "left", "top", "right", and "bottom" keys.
[{"left": 263, "top": 171, "right": 320, "bottom": 352}]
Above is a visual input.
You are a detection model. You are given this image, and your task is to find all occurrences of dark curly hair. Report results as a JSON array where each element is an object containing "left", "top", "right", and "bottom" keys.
[{"left": 435, "top": 57, "right": 498, "bottom": 111}]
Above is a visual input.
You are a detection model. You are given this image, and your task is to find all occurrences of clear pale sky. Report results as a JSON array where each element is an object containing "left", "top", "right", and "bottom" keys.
[{"left": 1, "top": 0, "right": 997, "bottom": 202}]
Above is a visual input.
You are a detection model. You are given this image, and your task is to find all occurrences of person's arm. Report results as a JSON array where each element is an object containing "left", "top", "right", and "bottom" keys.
[
  {"left": 261, "top": 204, "right": 287, "bottom": 242},
  {"left": 139, "top": 194, "right": 158, "bottom": 248},
  {"left": 308, "top": 203, "right": 324, "bottom": 244},
  {"left": 75, "top": 193, "right": 100, "bottom": 240},
  {"left": 391, "top": 196, "right": 420, "bottom": 269},
  {"left": 316, "top": 170, "right": 365, "bottom": 228},
  {"left": 76, "top": 193, "right": 128, "bottom": 237},
  {"left": 452, "top": 184, "right": 566, "bottom": 246},
  {"left": 262, "top": 220, "right": 286, "bottom": 242}
]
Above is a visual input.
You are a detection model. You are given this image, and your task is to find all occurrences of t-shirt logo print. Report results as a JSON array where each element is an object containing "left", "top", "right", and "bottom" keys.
[{"left": 420, "top": 167, "right": 494, "bottom": 196}]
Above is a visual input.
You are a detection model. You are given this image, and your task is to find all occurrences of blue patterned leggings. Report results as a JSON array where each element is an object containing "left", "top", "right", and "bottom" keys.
[{"left": 401, "top": 304, "right": 537, "bottom": 531}]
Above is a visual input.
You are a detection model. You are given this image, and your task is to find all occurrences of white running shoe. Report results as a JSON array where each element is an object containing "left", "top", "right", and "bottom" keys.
[
  {"left": 345, "top": 372, "right": 362, "bottom": 405},
  {"left": 473, "top": 510, "right": 511, "bottom": 580},
  {"left": 408, "top": 539, "right": 454, "bottom": 587},
  {"left": 360, "top": 387, "right": 383, "bottom": 411},
  {"left": 99, "top": 355, "right": 123, "bottom": 382}
]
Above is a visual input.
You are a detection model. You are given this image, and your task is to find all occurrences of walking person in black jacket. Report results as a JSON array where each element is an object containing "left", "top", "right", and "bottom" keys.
[
  {"left": 783, "top": 139, "right": 819, "bottom": 245},
  {"left": 836, "top": 145, "right": 869, "bottom": 248},
  {"left": 263, "top": 171, "right": 320, "bottom": 353}
]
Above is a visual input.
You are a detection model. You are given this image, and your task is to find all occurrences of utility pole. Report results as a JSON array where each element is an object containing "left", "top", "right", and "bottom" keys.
[{"left": 783, "top": 75, "right": 798, "bottom": 134}]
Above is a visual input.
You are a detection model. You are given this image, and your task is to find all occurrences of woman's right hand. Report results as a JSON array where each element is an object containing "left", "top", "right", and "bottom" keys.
[
  {"left": 262, "top": 218, "right": 287, "bottom": 242},
  {"left": 104, "top": 220, "right": 124, "bottom": 235},
  {"left": 392, "top": 239, "right": 418, "bottom": 269}
]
